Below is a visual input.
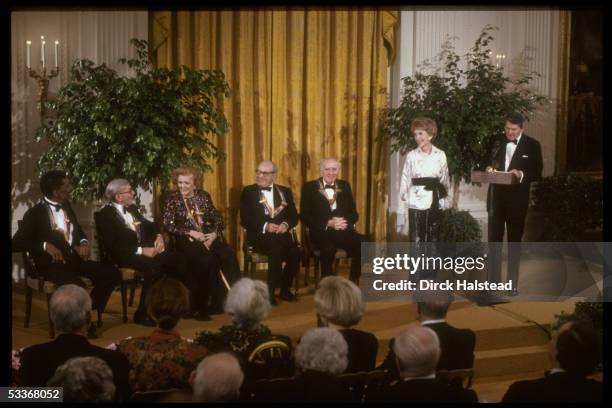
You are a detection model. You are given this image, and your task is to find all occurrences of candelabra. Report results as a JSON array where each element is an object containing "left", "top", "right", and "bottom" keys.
[{"left": 26, "top": 36, "right": 60, "bottom": 120}]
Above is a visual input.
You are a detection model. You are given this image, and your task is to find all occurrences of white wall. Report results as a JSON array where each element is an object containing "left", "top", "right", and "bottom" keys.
[
  {"left": 11, "top": 11, "right": 149, "bottom": 281},
  {"left": 388, "top": 7, "right": 561, "bottom": 239}
]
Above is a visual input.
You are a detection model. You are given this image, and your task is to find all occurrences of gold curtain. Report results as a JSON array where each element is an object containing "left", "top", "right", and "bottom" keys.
[{"left": 150, "top": 9, "right": 397, "bottom": 251}]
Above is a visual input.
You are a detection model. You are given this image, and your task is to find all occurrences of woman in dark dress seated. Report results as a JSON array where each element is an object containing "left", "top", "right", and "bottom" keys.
[
  {"left": 194, "top": 278, "right": 294, "bottom": 386},
  {"left": 314, "top": 276, "right": 378, "bottom": 373},
  {"left": 163, "top": 166, "right": 241, "bottom": 319}
]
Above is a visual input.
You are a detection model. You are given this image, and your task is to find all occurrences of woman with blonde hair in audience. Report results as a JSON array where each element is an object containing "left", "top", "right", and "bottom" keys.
[
  {"left": 116, "top": 278, "right": 208, "bottom": 392},
  {"left": 314, "top": 275, "right": 378, "bottom": 373}
]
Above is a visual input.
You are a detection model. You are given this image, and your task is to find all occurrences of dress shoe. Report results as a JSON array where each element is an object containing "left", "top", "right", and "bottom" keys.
[
  {"left": 279, "top": 291, "right": 298, "bottom": 302},
  {"left": 134, "top": 313, "right": 156, "bottom": 327},
  {"left": 189, "top": 311, "right": 212, "bottom": 321},
  {"left": 87, "top": 323, "right": 99, "bottom": 339}
]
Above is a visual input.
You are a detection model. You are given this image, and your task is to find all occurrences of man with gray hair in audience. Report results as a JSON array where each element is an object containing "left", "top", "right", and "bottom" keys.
[
  {"left": 254, "top": 327, "right": 357, "bottom": 402},
  {"left": 47, "top": 356, "right": 116, "bottom": 402},
  {"left": 371, "top": 324, "right": 477, "bottom": 403},
  {"left": 18, "top": 284, "right": 132, "bottom": 401},
  {"left": 190, "top": 352, "right": 244, "bottom": 402}
]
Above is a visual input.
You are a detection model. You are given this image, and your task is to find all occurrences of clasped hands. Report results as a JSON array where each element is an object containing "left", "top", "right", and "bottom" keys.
[
  {"left": 265, "top": 222, "right": 289, "bottom": 234},
  {"left": 46, "top": 241, "right": 91, "bottom": 263},
  {"left": 188, "top": 230, "right": 217, "bottom": 248},
  {"left": 327, "top": 217, "right": 348, "bottom": 231},
  {"left": 143, "top": 235, "right": 166, "bottom": 257}
]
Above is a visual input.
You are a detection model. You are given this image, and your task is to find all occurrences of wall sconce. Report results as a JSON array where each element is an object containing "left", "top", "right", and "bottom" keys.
[
  {"left": 26, "top": 36, "right": 60, "bottom": 120},
  {"left": 495, "top": 53, "right": 506, "bottom": 69}
]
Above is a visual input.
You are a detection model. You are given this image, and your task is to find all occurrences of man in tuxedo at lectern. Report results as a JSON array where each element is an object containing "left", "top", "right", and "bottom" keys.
[{"left": 486, "top": 112, "right": 543, "bottom": 295}]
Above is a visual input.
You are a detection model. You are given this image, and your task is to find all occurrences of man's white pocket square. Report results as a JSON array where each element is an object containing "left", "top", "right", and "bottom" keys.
[{"left": 522, "top": 154, "right": 529, "bottom": 158}]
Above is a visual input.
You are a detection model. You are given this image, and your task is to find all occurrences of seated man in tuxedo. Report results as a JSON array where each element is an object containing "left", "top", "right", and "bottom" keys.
[
  {"left": 96, "top": 178, "right": 189, "bottom": 326},
  {"left": 370, "top": 325, "right": 477, "bottom": 403},
  {"left": 12, "top": 170, "right": 120, "bottom": 337},
  {"left": 378, "top": 290, "right": 475, "bottom": 381},
  {"left": 503, "top": 319, "right": 602, "bottom": 403},
  {"left": 239, "top": 160, "right": 300, "bottom": 304},
  {"left": 18, "top": 284, "right": 132, "bottom": 401},
  {"left": 300, "top": 158, "right": 366, "bottom": 284}
]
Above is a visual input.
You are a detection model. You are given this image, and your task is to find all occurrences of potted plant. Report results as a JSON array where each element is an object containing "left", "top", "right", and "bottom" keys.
[
  {"left": 384, "top": 25, "right": 549, "bottom": 209},
  {"left": 35, "top": 38, "right": 231, "bottom": 204}
]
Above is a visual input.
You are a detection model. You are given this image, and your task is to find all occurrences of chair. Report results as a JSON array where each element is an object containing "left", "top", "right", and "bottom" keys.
[
  {"left": 338, "top": 369, "right": 387, "bottom": 403},
  {"left": 242, "top": 229, "right": 301, "bottom": 293},
  {"left": 93, "top": 211, "right": 139, "bottom": 323},
  {"left": 436, "top": 368, "right": 474, "bottom": 390},
  {"left": 302, "top": 227, "right": 349, "bottom": 288},
  {"left": 16, "top": 222, "right": 100, "bottom": 338}
]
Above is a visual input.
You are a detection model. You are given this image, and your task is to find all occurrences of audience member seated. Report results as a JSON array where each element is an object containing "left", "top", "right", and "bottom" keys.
[
  {"left": 502, "top": 319, "right": 602, "bottom": 403},
  {"left": 370, "top": 325, "right": 477, "bottom": 403},
  {"left": 190, "top": 352, "right": 244, "bottom": 402},
  {"left": 12, "top": 170, "right": 121, "bottom": 337},
  {"left": 47, "top": 356, "right": 116, "bottom": 402},
  {"left": 379, "top": 290, "right": 475, "bottom": 380},
  {"left": 195, "top": 278, "right": 294, "bottom": 384},
  {"left": 254, "top": 327, "right": 357, "bottom": 403},
  {"left": 163, "top": 166, "right": 241, "bottom": 318},
  {"left": 314, "top": 276, "right": 378, "bottom": 373},
  {"left": 17, "top": 284, "right": 132, "bottom": 401},
  {"left": 116, "top": 278, "right": 209, "bottom": 392},
  {"left": 96, "top": 178, "right": 190, "bottom": 326}
]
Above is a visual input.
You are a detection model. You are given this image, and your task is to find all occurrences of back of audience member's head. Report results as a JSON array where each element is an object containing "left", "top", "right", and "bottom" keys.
[
  {"left": 554, "top": 319, "right": 601, "bottom": 377},
  {"left": 47, "top": 356, "right": 116, "bottom": 402},
  {"left": 393, "top": 324, "right": 440, "bottom": 378},
  {"left": 314, "top": 276, "right": 365, "bottom": 328},
  {"left": 40, "top": 170, "right": 68, "bottom": 198},
  {"left": 225, "top": 278, "right": 270, "bottom": 329},
  {"left": 146, "top": 277, "right": 190, "bottom": 330},
  {"left": 417, "top": 290, "right": 454, "bottom": 320},
  {"left": 50, "top": 284, "right": 92, "bottom": 334},
  {"left": 191, "top": 352, "right": 244, "bottom": 402},
  {"left": 295, "top": 327, "right": 348, "bottom": 375}
]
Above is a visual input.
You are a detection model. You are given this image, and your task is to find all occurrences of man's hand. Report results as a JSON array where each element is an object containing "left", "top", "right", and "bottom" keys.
[
  {"left": 328, "top": 217, "right": 348, "bottom": 230},
  {"left": 154, "top": 235, "right": 165, "bottom": 253},
  {"left": 142, "top": 247, "right": 157, "bottom": 258},
  {"left": 45, "top": 242, "right": 65, "bottom": 263},
  {"left": 509, "top": 169, "right": 523, "bottom": 181},
  {"left": 265, "top": 223, "right": 280, "bottom": 233},
  {"left": 75, "top": 242, "right": 90, "bottom": 261},
  {"left": 276, "top": 223, "right": 289, "bottom": 234}
]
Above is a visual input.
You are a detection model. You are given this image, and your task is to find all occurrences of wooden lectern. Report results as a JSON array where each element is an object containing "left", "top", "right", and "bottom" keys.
[{"left": 470, "top": 170, "right": 518, "bottom": 185}]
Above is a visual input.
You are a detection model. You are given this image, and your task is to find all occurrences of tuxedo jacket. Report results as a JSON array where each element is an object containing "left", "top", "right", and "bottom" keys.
[
  {"left": 239, "top": 184, "right": 298, "bottom": 242},
  {"left": 340, "top": 328, "right": 378, "bottom": 373},
  {"left": 487, "top": 134, "right": 543, "bottom": 217},
  {"left": 95, "top": 204, "right": 160, "bottom": 265},
  {"left": 18, "top": 333, "right": 132, "bottom": 401},
  {"left": 379, "top": 321, "right": 475, "bottom": 378},
  {"left": 502, "top": 371, "right": 602, "bottom": 403},
  {"left": 12, "top": 201, "right": 87, "bottom": 270},
  {"left": 370, "top": 378, "right": 478, "bottom": 403},
  {"left": 300, "top": 178, "right": 358, "bottom": 231}
]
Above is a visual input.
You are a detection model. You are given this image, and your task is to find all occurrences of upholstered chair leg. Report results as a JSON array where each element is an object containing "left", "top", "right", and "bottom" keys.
[
  {"left": 128, "top": 282, "right": 136, "bottom": 307},
  {"left": 47, "top": 293, "right": 55, "bottom": 338},
  {"left": 120, "top": 281, "right": 128, "bottom": 323}
]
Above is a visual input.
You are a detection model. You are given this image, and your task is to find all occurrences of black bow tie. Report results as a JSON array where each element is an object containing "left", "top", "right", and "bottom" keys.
[
  {"left": 122, "top": 206, "right": 128, "bottom": 214},
  {"left": 508, "top": 139, "right": 518, "bottom": 145},
  {"left": 260, "top": 186, "right": 272, "bottom": 192},
  {"left": 46, "top": 201, "right": 63, "bottom": 212},
  {"left": 324, "top": 184, "right": 336, "bottom": 190}
]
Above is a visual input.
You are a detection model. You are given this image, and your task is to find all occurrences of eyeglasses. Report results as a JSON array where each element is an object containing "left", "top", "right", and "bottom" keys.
[{"left": 256, "top": 170, "right": 276, "bottom": 176}]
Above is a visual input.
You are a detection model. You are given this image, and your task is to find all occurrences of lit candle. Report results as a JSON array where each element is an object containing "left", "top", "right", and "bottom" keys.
[
  {"left": 54, "top": 40, "right": 59, "bottom": 68},
  {"left": 26, "top": 40, "right": 31, "bottom": 68},
  {"left": 41, "top": 36, "right": 45, "bottom": 69}
]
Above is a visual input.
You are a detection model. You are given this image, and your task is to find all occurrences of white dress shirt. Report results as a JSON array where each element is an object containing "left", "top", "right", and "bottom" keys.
[
  {"left": 261, "top": 184, "right": 274, "bottom": 233},
  {"left": 44, "top": 198, "right": 73, "bottom": 247},
  {"left": 398, "top": 145, "right": 450, "bottom": 213},
  {"left": 112, "top": 202, "right": 143, "bottom": 255},
  {"left": 323, "top": 185, "right": 338, "bottom": 211},
  {"left": 504, "top": 133, "right": 524, "bottom": 182}
]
